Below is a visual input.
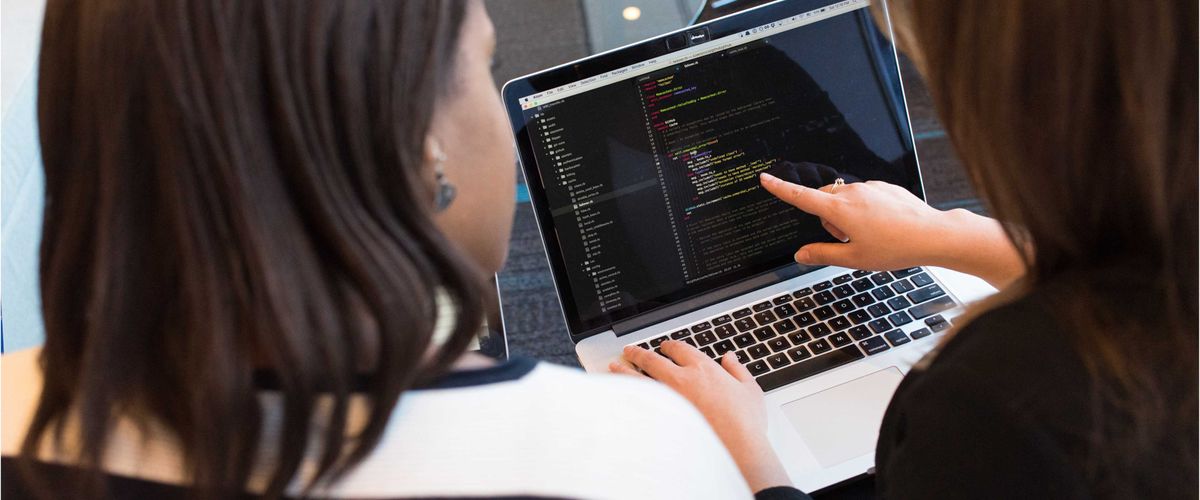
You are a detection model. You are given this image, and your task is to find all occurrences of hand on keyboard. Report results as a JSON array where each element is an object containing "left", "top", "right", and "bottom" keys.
[{"left": 611, "top": 341, "right": 792, "bottom": 493}]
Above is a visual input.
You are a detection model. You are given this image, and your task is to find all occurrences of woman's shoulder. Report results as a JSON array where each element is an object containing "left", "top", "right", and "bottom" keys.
[
  {"left": 909, "top": 288, "right": 1093, "bottom": 426},
  {"left": 341, "top": 359, "right": 754, "bottom": 499},
  {"left": 873, "top": 292, "right": 1096, "bottom": 498}
]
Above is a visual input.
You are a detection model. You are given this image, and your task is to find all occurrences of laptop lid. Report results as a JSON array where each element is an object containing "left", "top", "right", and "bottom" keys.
[{"left": 502, "top": 0, "right": 922, "bottom": 342}]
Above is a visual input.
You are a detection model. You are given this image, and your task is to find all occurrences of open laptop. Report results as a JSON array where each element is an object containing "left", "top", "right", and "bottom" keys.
[{"left": 501, "top": 0, "right": 994, "bottom": 492}]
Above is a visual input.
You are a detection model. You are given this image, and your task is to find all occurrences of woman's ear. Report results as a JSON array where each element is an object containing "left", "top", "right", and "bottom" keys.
[
  {"left": 423, "top": 135, "right": 457, "bottom": 212},
  {"left": 422, "top": 135, "right": 445, "bottom": 201}
]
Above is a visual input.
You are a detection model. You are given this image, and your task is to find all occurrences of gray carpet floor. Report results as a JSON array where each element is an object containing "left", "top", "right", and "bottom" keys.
[{"left": 487, "top": 1, "right": 979, "bottom": 367}]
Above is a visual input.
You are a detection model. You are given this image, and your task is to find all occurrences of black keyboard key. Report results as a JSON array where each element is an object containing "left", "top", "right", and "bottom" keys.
[
  {"left": 809, "top": 322, "right": 833, "bottom": 337},
  {"left": 713, "top": 314, "right": 733, "bottom": 325},
  {"left": 649, "top": 336, "right": 667, "bottom": 347},
  {"left": 695, "top": 330, "right": 718, "bottom": 345},
  {"left": 753, "top": 311, "right": 777, "bottom": 326},
  {"left": 910, "top": 327, "right": 933, "bottom": 340},
  {"left": 930, "top": 319, "right": 951, "bottom": 332},
  {"left": 787, "top": 330, "right": 812, "bottom": 345},
  {"left": 752, "top": 326, "right": 776, "bottom": 342},
  {"left": 868, "top": 318, "right": 892, "bottom": 333},
  {"left": 924, "top": 314, "right": 947, "bottom": 326},
  {"left": 813, "top": 280, "right": 834, "bottom": 291},
  {"left": 767, "top": 337, "right": 790, "bottom": 352},
  {"left": 833, "top": 274, "right": 854, "bottom": 285},
  {"left": 767, "top": 353, "right": 792, "bottom": 369},
  {"left": 891, "top": 279, "right": 915, "bottom": 294},
  {"left": 848, "top": 310, "right": 871, "bottom": 325},
  {"left": 892, "top": 267, "right": 922, "bottom": 278},
  {"left": 851, "top": 278, "right": 874, "bottom": 292},
  {"left": 871, "top": 286, "right": 896, "bottom": 300},
  {"left": 860, "top": 336, "right": 889, "bottom": 355},
  {"left": 637, "top": 342, "right": 650, "bottom": 350},
  {"left": 814, "top": 306, "right": 836, "bottom": 321},
  {"left": 682, "top": 337, "right": 697, "bottom": 347},
  {"left": 774, "top": 318, "right": 798, "bottom": 334},
  {"left": 830, "top": 332, "right": 853, "bottom": 347},
  {"left": 867, "top": 304, "right": 891, "bottom": 318},
  {"left": 814, "top": 291, "right": 836, "bottom": 305},
  {"left": 792, "top": 287, "right": 813, "bottom": 298},
  {"left": 714, "top": 340, "right": 736, "bottom": 355},
  {"left": 809, "top": 338, "right": 832, "bottom": 354},
  {"left": 848, "top": 325, "right": 873, "bottom": 340},
  {"left": 747, "top": 359, "right": 770, "bottom": 376},
  {"left": 670, "top": 329, "right": 690, "bottom": 339},
  {"left": 794, "top": 312, "right": 817, "bottom": 327},
  {"left": 852, "top": 293, "right": 875, "bottom": 308},
  {"left": 907, "top": 284, "right": 946, "bottom": 305},
  {"left": 701, "top": 346, "right": 716, "bottom": 358},
  {"left": 829, "top": 316, "right": 852, "bottom": 331},
  {"left": 870, "top": 272, "right": 894, "bottom": 286},
  {"left": 910, "top": 295, "right": 955, "bottom": 319},
  {"left": 833, "top": 299, "right": 855, "bottom": 314},
  {"left": 733, "top": 308, "right": 753, "bottom": 319},
  {"left": 788, "top": 345, "right": 812, "bottom": 362},
  {"left": 753, "top": 301, "right": 773, "bottom": 312},
  {"left": 888, "top": 311, "right": 913, "bottom": 326},
  {"left": 714, "top": 324, "right": 737, "bottom": 339},
  {"left": 748, "top": 343, "right": 772, "bottom": 359},
  {"left": 833, "top": 285, "right": 855, "bottom": 299},
  {"left": 734, "top": 333, "right": 756, "bottom": 348},
  {"left": 887, "top": 296, "right": 911, "bottom": 311},
  {"left": 691, "top": 321, "right": 712, "bottom": 333},
  {"left": 793, "top": 297, "right": 816, "bottom": 312},
  {"left": 852, "top": 269, "right": 872, "bottom": 278},
  {"left": 772, "top": 295, "right": 792, "bottom": 306},
  {"left": 655, "top": 346, "right": 665, "bottom": 357},
  {"left": 884, "top": 329, "right": 911, "bottom": 346},
  {"left": 773, "top": 303, "right": 797, "bottom": 318},
  {"left": 910, "top": 272, "right": 934, "bottom": 287},
  {"left": 756, "top": 346, "right": 865, "bottom": 391},
  {"left": 734, "top": 318, "right": 757, "bottom": 333},
  {"left": 735, "top": 350, "right": 751, "bottom": 364}
]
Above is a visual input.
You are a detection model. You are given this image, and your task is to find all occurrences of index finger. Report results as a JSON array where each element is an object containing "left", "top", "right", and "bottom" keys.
[
  {"left": 660, "top": 339, "right": 711, "bottom": 367},
  {"left": 760, "top": 172, "right": 837, "bottom": 217},
  {"left": 622, "top": 345, "right": 679, "bottom": 380}
]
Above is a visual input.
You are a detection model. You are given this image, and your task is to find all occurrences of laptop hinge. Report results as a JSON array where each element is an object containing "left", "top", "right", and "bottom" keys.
[{"left": 610, "top": 264, "right": 813, "bottom": 337}]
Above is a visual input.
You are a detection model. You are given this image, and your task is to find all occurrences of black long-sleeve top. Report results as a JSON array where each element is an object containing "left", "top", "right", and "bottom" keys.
[{"left": 771, "top": 270, "right": 1198, "bottom": 499}]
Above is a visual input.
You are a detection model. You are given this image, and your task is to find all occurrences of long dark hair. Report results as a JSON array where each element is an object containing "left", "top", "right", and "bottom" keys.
[
  {"left": 880, "top": 0, "right": 1197, "bottom": 497},
  {"left": 25, "top": 0, "right": 481, "bottom": 497}
]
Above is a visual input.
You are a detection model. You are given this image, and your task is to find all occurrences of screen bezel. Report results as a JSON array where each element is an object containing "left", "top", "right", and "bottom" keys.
[{"left": 501, "top": 0, "right": 923, "bottom": 342}]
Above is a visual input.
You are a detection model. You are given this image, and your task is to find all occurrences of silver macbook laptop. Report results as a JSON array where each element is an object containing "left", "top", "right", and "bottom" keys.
[{"left": 501, "top": 0, "right": 994, "bottom": 491}]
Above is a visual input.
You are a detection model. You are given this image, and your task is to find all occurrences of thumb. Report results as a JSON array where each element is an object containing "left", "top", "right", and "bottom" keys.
[
  {"left": 794, "top": 242, "right": 856, "bottom": 267},
  {"left": 721, "top": 352, "right": 755, "bottom": 383}
]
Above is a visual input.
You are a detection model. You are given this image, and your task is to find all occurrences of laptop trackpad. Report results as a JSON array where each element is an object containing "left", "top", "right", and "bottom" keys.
[{"left": 780, "top": 367, "right": 904, "bottom": 468}]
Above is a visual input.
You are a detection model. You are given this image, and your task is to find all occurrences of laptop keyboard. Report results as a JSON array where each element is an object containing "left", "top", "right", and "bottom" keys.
[{"left": 631, "top": 268, "right": 957, "bottom": 392}]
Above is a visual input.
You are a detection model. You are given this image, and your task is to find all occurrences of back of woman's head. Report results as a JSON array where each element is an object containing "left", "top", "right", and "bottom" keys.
[
  {"left": 880, "top": 0, "right": 1196, "bottom": 496},
  {"left": 28, "top": 0, "right": 482, "bottom": 496}
]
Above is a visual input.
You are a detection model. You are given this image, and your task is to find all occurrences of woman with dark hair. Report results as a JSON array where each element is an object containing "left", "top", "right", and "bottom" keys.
[
  {"left": 616, "top": 0, "right": 1198, "bottom": 498},
  {"left": 1, "top": 1, "right": 765, "bottom": 498}
]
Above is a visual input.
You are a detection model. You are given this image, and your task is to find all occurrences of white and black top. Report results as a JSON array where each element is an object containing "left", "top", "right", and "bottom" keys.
[{"left": 2, "top": 347, "right": 761, "bottom": 499}]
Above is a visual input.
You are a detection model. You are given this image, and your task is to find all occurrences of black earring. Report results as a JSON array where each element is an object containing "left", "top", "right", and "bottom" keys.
[{"left": 433, "top": 150, "right": 456, "bottom": 212}]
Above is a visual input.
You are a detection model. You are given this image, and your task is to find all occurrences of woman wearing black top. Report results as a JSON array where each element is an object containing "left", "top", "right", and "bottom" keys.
[{"left": 614, "top": 0, "right": 1198, "bottom": 498}]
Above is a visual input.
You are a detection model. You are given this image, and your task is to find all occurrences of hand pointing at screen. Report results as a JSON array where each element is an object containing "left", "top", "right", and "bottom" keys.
[{"left": 758, "top": 172, "right": 1025, "bottom": 289}]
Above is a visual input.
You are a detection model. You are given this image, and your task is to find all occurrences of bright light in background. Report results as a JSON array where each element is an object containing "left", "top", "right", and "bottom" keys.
[{"left": 622, "top": 6, "right": 641, "bottom": 21}]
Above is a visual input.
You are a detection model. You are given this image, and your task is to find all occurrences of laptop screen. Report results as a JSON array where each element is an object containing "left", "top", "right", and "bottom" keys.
[{"left": 507, "top": 0, "right": 921, "bottom": 335}]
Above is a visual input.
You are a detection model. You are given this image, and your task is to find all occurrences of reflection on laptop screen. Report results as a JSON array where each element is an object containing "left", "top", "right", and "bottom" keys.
[{"left": 517, "top": 0, "right": 918, "bottom": 333}]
